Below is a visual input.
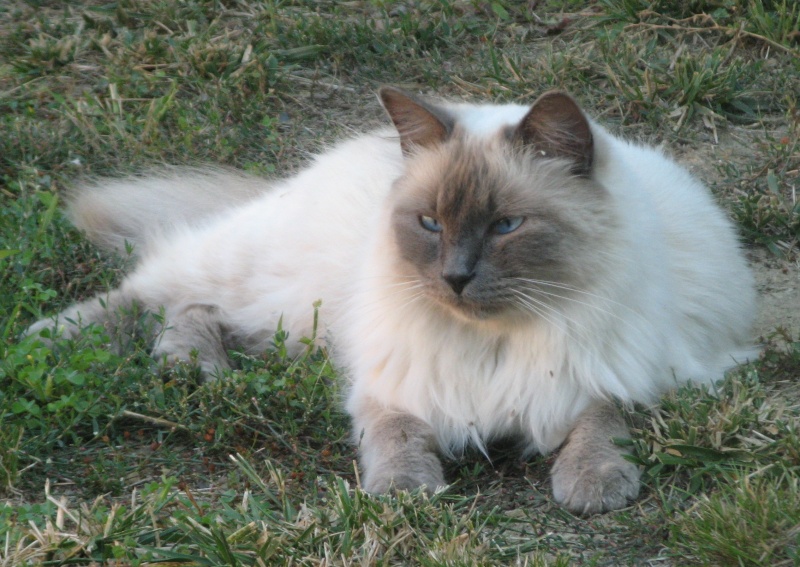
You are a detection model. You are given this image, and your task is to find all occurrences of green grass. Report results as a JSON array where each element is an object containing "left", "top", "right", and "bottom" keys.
[{"left": 2, "top": 0, "right": 800, "bottom": 564}]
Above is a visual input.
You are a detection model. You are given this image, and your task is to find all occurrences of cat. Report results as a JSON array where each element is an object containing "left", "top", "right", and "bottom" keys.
[{"left": 26, "top": 87, "right": 757, "bottom": 515}]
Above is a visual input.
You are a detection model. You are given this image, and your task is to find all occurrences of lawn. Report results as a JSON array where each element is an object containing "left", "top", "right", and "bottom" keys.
[{"left": 1, "top": 0, "right": 799, "bottom": 565}]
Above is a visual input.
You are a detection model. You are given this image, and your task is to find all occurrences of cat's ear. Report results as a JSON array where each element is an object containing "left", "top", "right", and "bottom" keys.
[
  {"left": 512, "top": 91, "right": 593, "bottom": 176},
  {"left": 379, "top": 87, "right": 455, "bottom": 156}
]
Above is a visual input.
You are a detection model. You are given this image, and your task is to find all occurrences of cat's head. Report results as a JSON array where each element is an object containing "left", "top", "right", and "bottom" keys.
[{"left": 380, "top": 87, "right": 617, "bottom": 323}]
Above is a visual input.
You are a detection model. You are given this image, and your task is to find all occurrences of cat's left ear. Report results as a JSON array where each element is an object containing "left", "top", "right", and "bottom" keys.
[
  {"left": 379, "top": 87, "right": 455, "bottom": 156},
  {"left": 511, "top": 91, "right": 593, "bottom": 176}
]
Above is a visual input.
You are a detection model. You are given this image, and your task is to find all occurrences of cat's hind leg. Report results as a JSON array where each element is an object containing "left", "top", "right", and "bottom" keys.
[
  {"left": 24, "top": 288, "right": 145, "bottom": 352},
  {"left": 151, "top": 303, "right": 231, "bottom": 380},
  {"left": 25, "top": 292, "right": 232, "bottom": 381},
  {"left": 550, "top": 402, "right": 641, "bottom": 515},
  {"left": 353, "top": 398, "right": 446, "bottom": 494}
]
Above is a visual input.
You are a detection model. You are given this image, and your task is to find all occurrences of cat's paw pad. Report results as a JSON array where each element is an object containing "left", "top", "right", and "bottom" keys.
[{"left": 551, "top": 458, "right": 640, "bottom": 515}]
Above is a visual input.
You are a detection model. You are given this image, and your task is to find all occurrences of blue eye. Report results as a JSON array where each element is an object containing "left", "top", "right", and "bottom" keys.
[
  {"left": 420, "top": 215, "right": 443, "bottom": 233},
  {"left": 492, "top": 217, "right": 524, "bottom": 235}
]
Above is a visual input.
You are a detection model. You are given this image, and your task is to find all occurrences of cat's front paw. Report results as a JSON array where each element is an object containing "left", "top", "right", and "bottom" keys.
[
  {"left": 363, "top": 453, "right": 446, "bottom": 495},
  {"left": 354, "top": 401, "right": 447, "bottom": 495},
  {"left": 551, "top": 453, "right": 640, "bottom": 515}
]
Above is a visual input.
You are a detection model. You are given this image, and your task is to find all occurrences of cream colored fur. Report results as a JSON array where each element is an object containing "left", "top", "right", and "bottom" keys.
[{"left": 28, "top": 90, "right": 756, "bottom": 514}]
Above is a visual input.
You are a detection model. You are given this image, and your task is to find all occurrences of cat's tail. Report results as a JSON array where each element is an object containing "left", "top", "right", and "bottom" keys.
[{"left": 68, "top": 167, "right": 269, "bottom": 258}]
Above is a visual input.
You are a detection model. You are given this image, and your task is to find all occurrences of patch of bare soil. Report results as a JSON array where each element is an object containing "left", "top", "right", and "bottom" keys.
[{"left": 750, "top": 248, "right": 800, "bottom": 338}]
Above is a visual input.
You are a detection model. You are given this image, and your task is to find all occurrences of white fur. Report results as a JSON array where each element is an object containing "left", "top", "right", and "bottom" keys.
[
  {"left": 345, "top": 118, "right": 755, "bottom": 456},
  {"left": 75, "top": 105, "right": 755, "bottom": 458}
]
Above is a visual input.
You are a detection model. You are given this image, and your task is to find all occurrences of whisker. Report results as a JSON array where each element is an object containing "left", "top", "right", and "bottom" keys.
[
  {"left": 365, "top": 284, "right": 425, "bottom": 323},
  {"left": 378, "top": 280, "right": 428, "bottom": 290},
  {"left": 395, "top": 291, "right": 425, "bottom": 313},
  {"left": 516, "top": 284, "right": 633, "bottom": 326},
  {"left": 511, "top": 288, "right": 620, "bottom": 355},
  {"left": 510, "top": 277, "right": 647, "bottom": 322},
  {"left": 356, "top": 281, "right": 427, "bottom": 313},
  {"left": 509, "top": 294, "right": 597, "bottom": 358},
  {"left": 511, "top": 277, "right": 606, "bottom": 299},
  {"left": 511, "top": 289, "right": 595, "bottom": 338},
  {"left": 352, "top": 274, "right": 422, "bottom": 284},
  {"left": 510, "top": 289, "right": 575, "bottom": 339}
]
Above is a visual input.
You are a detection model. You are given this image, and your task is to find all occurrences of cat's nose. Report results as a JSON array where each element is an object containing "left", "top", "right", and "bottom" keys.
[{"left": 443, "top": 271, "right": 475, "bottom": 295}]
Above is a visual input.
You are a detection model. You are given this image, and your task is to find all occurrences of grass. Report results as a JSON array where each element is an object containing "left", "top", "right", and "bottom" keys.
[{"left": 1, "top": 0, "right": 799, "bottom": 564}]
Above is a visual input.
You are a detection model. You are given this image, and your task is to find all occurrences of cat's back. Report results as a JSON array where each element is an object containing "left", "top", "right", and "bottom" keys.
[
  {"left": 593, "top": 128, "right": 711, "bottom": 209},
  {"left": 591, "top": 125, "right": 756, "bottom": 377},
  {"left": 243, "top": 128, "right": 404, "bottom": 259},
  {"left": 152, "top": 129, "right": 404, "bottom": 250},
  {"left": 589, "top": 125, "right": 740, "bottom": 249},
  {"left": 126, "top": 128, "right": 407, "bottom": 339}
]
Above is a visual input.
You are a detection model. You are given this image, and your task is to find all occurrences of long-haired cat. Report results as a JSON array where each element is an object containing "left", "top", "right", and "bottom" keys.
[{"left": 26, "top": 87, "right": 756, "bottom": 514}]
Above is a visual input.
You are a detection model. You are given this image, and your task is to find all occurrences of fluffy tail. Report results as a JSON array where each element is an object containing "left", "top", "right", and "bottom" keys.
[{"left": 67, "top": 167, "right": 269, "bottom": 257}]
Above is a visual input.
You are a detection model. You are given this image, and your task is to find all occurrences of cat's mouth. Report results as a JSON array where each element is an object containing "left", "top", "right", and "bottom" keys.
[{"left": 438, "top": 294, "right": 508, "bottom": 321}]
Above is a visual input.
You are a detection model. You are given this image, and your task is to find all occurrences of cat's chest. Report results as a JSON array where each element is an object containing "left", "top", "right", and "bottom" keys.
[
  {"left": 362, "top": 315, "right": 572, "bottom": 408},
  {"left": 343, "top": 297, "right": 594, "bottom": 451}
]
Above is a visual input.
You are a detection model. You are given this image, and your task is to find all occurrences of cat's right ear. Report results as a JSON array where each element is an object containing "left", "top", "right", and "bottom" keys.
[
  {"left": 379, "top": 87, "right": 455, "bottom": 156},
  {"left": 512, "top": 91, "right": 594, "bottom": 176}
]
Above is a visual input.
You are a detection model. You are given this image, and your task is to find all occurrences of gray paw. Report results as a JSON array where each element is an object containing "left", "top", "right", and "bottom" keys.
[
  {"left": 363, "top": 454, "right": 446, "bottom": 495},
  {"left": 151, "top": 305, "right": 231, "bottom": 381},
  {"left": 354, "top": 402, "right": 447, "bottom": 496},
  {"left": 151, "top": 344, "right": 230, "bottom": 382},
  {"left": 551, "top": 455, "right": 640, "bottom": 515}
]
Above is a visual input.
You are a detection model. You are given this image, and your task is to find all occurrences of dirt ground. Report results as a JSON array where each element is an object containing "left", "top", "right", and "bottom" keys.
[{"left": 751, "top": 248, "right": 800, "bottom": 338}]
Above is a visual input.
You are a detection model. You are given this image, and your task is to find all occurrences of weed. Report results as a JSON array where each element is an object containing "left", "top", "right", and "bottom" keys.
[
  {"left": 730, "top": 109, "right": 800, "bottom": 255},
  {"left": 750, "top": 0, "right": 800, "bottom": 45},
  {"left": 670, "top": 476, "right": 800, "bottom": 565}
]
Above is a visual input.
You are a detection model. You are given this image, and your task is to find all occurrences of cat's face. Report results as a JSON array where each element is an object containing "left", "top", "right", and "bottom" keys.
[
  {"left": 389, "top": 138, "right": 612, "bottom": 321},
  {"left": 379, "top": 87, "right": 616, "bottom": 322}
]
